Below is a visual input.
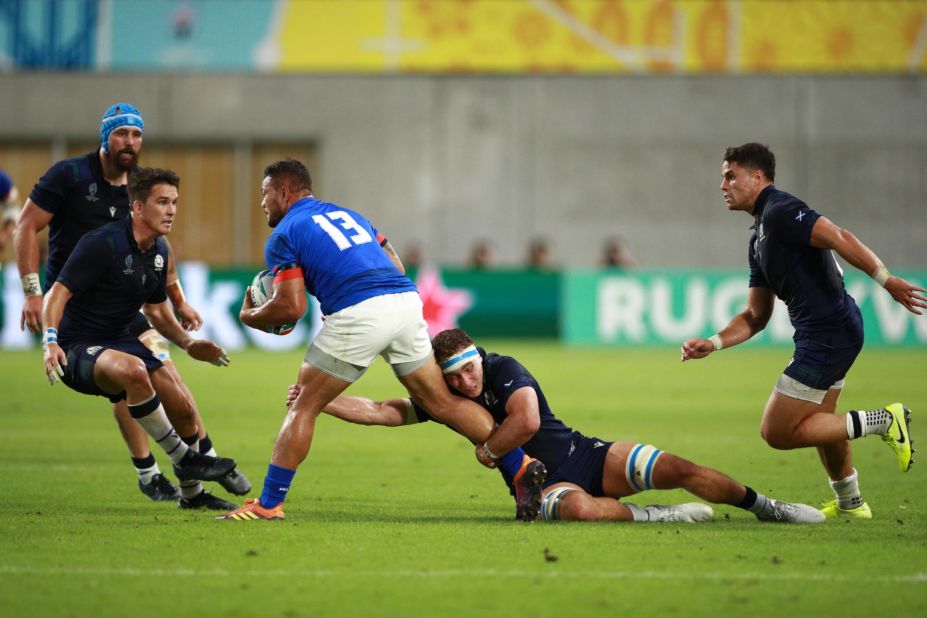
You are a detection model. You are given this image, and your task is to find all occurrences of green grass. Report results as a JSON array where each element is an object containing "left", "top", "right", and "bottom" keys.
[{"left": 0, "top": 343, "right": 925, "bottom": 618}]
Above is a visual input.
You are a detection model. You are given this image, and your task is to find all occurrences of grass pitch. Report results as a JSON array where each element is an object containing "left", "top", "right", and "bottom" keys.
[{"left": 0, "top": 343, "right": 925, "bottom": 617}]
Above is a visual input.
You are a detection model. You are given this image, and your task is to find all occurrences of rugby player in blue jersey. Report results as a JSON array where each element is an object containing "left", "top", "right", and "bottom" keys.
[
  {"left": 682, "top": 143, "right": 925, "bottom": 519},
  {"left": 14, "top": 103, "right": 250, "bottom": 502},
  {"left": 219, "top": 159, "right": 546, "bottom": 521},
  {"left": 295, "top": 328, "right": 824, "bottom": 523},
  {"left": 0, "top": 170, "right": 20, "bottom": 252},
  {"left": 40, "top": 167, "right": 240, "bottom": 510}
]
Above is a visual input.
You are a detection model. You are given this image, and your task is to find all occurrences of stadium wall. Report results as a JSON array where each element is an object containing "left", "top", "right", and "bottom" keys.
[{"left": 0, "top": 74, "right": 925, "bottom": 270}]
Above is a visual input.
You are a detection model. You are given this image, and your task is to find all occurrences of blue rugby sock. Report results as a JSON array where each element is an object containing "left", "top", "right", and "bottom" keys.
[
  {"left": 260, "top": 464, "right": 296, "bottom": 508},
  {"left": 499, "top": 447, "right": 528, "bottom": 478}
]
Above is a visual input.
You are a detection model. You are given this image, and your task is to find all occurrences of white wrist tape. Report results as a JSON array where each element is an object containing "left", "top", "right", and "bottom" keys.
[
  {"left": 872, "top": 266, "right": 891, "bottom": 287},
  {"left": 708, "top": 334, "right": 723, "bottom": 351},
  {"left": 22, "top": 273, "right": 41, "bottom": 296},
  {"left": 42, "top": 327, "right": 58, "bottom": 347}
]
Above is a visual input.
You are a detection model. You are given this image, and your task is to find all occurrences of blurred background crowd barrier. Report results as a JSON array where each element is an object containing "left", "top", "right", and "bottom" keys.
[{"left": 1, "top": 0, "right": 924, "bottom": 346}]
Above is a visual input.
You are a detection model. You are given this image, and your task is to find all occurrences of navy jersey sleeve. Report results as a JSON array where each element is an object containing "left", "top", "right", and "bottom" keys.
[
  {"left": 28, "top": 159, "right": 73, "bottom": 214},
  {"left": 765, "top": 199, "right": 820, "bottom": 246},
  {"left": 748, "top": 235, "right": 768, "bottom": 288},
  {"left": 488, "top": 356, "right": 537, "bottom": 410},
  {"left": 57, "top": 232, "right": 112, "bottom": 295},
  {"left": 265, "top": 231, "right": 299, "bottom": 270}
]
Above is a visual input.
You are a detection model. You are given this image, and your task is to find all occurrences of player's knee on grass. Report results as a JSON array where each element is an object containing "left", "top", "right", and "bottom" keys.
[{"left": 541, "top": 487, "right": 578, "bottom": 521}]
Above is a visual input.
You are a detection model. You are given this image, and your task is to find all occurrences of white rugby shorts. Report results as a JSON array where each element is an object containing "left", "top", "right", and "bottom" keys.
[{"left": 309, "top": 291, "right": 431, "bottom": 379}]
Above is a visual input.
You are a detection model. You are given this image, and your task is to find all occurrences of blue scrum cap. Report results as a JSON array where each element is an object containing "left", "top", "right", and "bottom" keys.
[{"left": 100, "top": 103, "right": 144, "bottom": 153}]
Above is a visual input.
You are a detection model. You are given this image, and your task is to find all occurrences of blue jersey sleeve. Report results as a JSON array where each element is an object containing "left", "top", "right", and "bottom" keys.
[
  {"left": 748, "top": 235, "right": 768, "bottom": 288},
  {"left": 57, "top": 232, "right": 112, "bottom": 295},
  {"left": 28, "top": 159, "right": 72, "bottom": 214},
  {"left": 765, "top": 198, "right": 820, "bottom": 246},
  {"left": 264, "top": 231, "right": 299, "bottom": 270}
]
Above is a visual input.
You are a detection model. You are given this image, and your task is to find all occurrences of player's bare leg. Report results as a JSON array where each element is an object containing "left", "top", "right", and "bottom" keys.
[
  {"left": 92, "top": 351, "right": 234, "bottom": 482},
  {"left": 397, "top": 357, "right": 494, "bottom": 441},
  {"left": 113, "top": 400, "right": 180, "bottom": 501},
  {"left": 540, "top": 481, "right": 711, "bottom": 523},
  {"left": 271, "top": 362, "right": 352, "bottom": 470}
]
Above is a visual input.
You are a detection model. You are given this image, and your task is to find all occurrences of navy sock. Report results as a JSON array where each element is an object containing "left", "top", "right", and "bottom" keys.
[
  {"left": 260, "top": 464, "right": 296, "bottom": 508},
  {"left": 499, "top": 447, "right": 527, "bottom": 478},
  {"left": 132, "top": 454, "right": 156, "bottom": 470},
  {"left": 199, "top": 433, "right": 214, "bottom": 454},
  {"left": 736, "top": 486, "right": 758, "bottom": 510}
]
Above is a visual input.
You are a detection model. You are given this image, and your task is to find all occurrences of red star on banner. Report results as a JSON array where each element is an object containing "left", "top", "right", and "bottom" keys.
[{"left": 415, "top": 266, "right": 473, "bottom": 337}]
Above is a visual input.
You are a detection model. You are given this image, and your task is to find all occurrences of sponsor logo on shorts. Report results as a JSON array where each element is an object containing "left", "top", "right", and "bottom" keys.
[
  {"left": 86, "top": 346, "right": 103, "bottom": 356},
  {"left": 593, "top": 441, "right": 605, "bottom": 448}
]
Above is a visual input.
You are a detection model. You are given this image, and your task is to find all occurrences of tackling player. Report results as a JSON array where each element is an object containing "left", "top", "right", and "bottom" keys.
[
  {"left": 14, "top": 103, "right": 250, "bottom": 502},
  {"left": 41, "top": 167, "right": 239, "bottom": 509},
  {"left": 219, "top": 159, "right": 546, "bottom": 521},
  {"left": 308, "top": 329, "right": 824, "bottom": 523},
  {"left": 682, "top": 143, "right": 924, "bottom": 519}
]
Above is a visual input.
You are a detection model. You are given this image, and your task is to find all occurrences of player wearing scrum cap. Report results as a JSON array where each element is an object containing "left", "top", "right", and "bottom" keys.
[
  {"left": 309, "top": 328, "right": 825, "bottom": 523},
  {"left": 14, "top": 103, "right": 250, "bottom": 506}
]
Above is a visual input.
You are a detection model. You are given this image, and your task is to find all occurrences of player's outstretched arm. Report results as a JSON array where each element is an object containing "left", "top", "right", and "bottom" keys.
[
  {"left": 681, "top": 287, "right": 775, "bottom": 361},
  {"left": 143, "top": 301, "right": 229, "bottom": 366},
  {"left": 40, "top": 282, "right": 72, "bottom": 385},
  {"left": 811, "top": 217, "right": 927, "bottom": 315},
  {"left": 286, "top": 383, "right": 412, "bottom": 425},
  {"left": 14, "top": 199, "right": 53, "bottom": 333}
]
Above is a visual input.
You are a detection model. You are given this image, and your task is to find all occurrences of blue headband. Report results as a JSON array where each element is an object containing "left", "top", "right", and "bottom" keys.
[
  {"left": 440, "top": 346, "right": 480, "bottom": 374},
  {"left": 100, "top": 103, "right": 144, "bottom": 153}
]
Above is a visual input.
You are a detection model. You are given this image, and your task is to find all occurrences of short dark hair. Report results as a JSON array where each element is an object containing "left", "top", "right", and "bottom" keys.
[
  {"left": 723, "top": 143, "right": 775, "bottom": 181},
  {"left": 263, "top": 158, "right": 312, "bottom": 193},
  {"left": 432, "top": 329, "right": 474, "bottom": 365},
  {"left": 128, "top": 167, "right": 180, "bottom": 204}
]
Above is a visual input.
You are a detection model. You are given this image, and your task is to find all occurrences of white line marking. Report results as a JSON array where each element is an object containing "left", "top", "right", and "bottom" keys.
[{"left": 0, "top": 565, "right": 924, "bottom": 583}]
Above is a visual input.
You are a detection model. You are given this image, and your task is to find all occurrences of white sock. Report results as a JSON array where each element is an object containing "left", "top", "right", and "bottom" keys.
[
  {"left": 846, "top": 409, "right": 893, "bottom": 439},
  {"left": 625, "top": 503, "right": 650, "bottom": 521},
  {"left": 136, "top": 461, "right": 161, "bottom": 485},
  {"left": 127, "top": 394, "right": 189, "bottom": 465},
  {"left": 830, "top": 468, "right": 863, "bottom": 510}
]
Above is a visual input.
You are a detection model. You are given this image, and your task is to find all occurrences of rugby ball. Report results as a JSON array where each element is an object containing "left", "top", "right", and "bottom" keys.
[{"left": 249, "top": 269, "right": 296, "bottom": 336}]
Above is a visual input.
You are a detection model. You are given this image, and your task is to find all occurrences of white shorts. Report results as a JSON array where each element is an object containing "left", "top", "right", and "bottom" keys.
[{"left": 308, "top": 292, "right": 431, "bottom": 382}]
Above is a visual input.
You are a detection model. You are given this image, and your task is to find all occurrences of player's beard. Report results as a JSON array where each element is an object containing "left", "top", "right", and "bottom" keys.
[{"left": 109, "top": 148, "right": 139, "bottom": 172}]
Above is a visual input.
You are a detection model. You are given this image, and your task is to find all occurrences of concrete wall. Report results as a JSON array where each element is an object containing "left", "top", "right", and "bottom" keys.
[{"left": 2, "top": 73, "right": 925, "bottom": 268}]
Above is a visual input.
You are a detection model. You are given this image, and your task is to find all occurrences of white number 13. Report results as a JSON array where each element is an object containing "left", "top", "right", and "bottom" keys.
[{"left": 312, "top": 211, "right": 373, "bottom": 250}]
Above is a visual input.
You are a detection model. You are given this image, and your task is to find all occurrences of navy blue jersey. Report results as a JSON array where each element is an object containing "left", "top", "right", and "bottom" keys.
[
  {"left": 56, "top": 217, "right": 168, "bottom": 346},
  {"left": 414, "top": 348, "right": 581, "bottom": 475},
  {"left": 748, "top": 185, "right": 854, "bottom": 333},
  {"left": 29, "top": 152, "right": 133, "bottom": 290},
  {"left": 265, "top": 197, "right": 417, "bottom": 315}
]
